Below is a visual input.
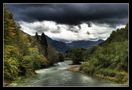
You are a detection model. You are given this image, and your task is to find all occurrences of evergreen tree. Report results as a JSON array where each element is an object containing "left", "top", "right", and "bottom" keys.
[
  {"left": 40, "top": 33, "right": 48, "bottom": 57},
  {"left": 35, "top": 32, "right": 39, "bottom": 40}
]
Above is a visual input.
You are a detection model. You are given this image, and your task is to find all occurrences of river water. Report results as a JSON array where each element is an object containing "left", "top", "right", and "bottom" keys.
[{"left": 9, "top": 60, "right": 125, "bottom": 87}]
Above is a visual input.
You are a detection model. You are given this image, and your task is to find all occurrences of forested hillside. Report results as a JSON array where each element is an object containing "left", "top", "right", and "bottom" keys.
[
  {"left": 80, "top": 24, "right": 128, "bottom": 84},
  {"left": 4, "top": 7, "right": 61, "bottom": 85}
]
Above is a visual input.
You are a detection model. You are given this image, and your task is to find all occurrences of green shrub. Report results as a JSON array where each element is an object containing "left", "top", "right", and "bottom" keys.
[{"left": 4, "top": 57, "right": 19, "bottom": 80}]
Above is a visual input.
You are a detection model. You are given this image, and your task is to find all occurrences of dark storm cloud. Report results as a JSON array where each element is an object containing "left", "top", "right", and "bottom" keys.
[{"left": 6, "top": 3, "right": 128, "bottom": 26}]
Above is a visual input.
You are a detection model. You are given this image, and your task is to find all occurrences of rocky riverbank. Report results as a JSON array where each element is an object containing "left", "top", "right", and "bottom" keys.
[{"left": 66, "top": 65, "right": 80, "bottom": 72}]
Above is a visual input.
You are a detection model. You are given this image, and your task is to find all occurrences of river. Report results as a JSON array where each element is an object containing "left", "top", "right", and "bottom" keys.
[{"left": 8, "top": 60, "right": 125, "bottom": 87}]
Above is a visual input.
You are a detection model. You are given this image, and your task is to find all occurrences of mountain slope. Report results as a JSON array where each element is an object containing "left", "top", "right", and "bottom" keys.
[
  {"left": 4, "top": 7, "right": 57, "bottom": 84},
  {"left": 67, "top": 39, "right": 104, "bottom": 48},
  {"left": 45, "top": 36, "right": 69, "bottom": 52},
  {"left": 80, "top": 24, "right": 128, "bottom": 84}
]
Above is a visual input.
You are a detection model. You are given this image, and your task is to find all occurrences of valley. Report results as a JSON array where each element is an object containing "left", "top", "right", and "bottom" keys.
[{"left": 3, "top": 4, "right": 128, "bottom": 87}]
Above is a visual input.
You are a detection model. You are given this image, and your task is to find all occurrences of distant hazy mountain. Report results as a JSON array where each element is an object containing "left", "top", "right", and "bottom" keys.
[
  {"left": 67, "top": 39, "right": 104, "bottom": 49},
  {"left": 46, "top": 35, "right": 104, "bottom": 52},
  {"left": 46, "top": 36, "right": 69, "bottom": 52}
]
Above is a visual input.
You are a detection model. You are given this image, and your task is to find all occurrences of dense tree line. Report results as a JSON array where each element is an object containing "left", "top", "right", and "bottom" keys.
[{"left": 65, "top": 48, "right": 85, "bottom": 64}]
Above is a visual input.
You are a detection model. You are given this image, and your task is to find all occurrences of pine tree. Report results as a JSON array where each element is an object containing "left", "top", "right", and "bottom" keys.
[
  {"left": 40, "top": 33, "right": 48, "bottom": 57},
  {"left": 35, "top": 32, "right": 40, "bottom": 40}
]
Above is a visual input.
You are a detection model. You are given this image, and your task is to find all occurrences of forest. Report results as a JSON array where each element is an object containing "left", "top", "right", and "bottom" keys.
[
  {"left": 4, "top": 7, "right": 63, "bottom": 85},
  {"left": 80, "top": 24, "right": 128, "bottom": 84}
]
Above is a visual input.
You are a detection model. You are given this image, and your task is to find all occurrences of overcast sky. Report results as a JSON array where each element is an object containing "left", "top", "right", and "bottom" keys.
[{"left": 5, "top": 3, "right": 128, "bottom": 42}]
